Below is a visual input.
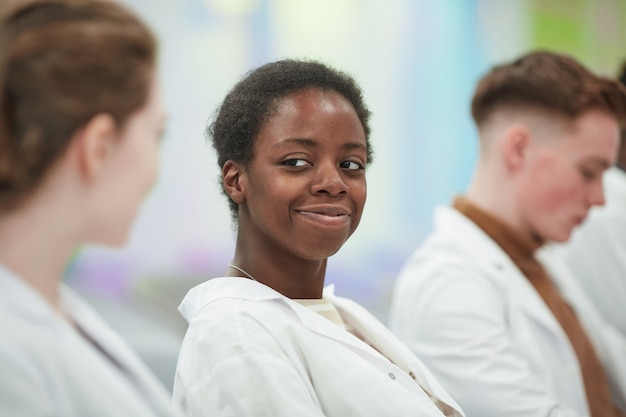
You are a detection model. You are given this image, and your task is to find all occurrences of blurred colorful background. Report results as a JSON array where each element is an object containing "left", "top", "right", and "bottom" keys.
[{"left": 63, "top": 0, "right": 626, "bottom": 389}]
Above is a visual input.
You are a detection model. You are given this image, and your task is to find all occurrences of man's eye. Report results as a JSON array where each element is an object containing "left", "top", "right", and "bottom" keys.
[{"left": 580, "top": 167, "right": 598, "bottom": 181}]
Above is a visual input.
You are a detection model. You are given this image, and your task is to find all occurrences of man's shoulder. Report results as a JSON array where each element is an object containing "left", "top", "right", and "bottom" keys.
[
  {"left": 401, "top": 222, "right": 488, "bottom": 276},
  {"left": 394, "top": 215, "right": 509, "bottom": 308}
]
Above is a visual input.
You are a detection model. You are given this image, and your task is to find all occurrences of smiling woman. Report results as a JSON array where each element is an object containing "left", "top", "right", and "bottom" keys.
[
  {"left": 223, "top": 86, "right": 368, "bottom": 298},
  {"left": 173, "top": 59, "right": 465, "bottom": 416}
]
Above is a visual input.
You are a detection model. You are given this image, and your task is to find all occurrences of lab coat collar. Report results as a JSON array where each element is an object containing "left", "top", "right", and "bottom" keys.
[
  {"left": 434, "top": 206, "right": 566, "bottom": 338},
  {"left": 0, "top": 264, "right": 60, "bottom": 328},
  {"left": 0, "top": 263, "right": 178, "bottom": 417},
  {"left": 180, "top": 276, "right": 335, "bottom": 315},
  {"left": 60, "top": 287, "right": 177, "bottom": 416},
  {"left": 0, "top": 263, "right": 104, "bottom": 331},
  {"left": 181, "top": 277, "right": 284, "bottom": 319},
  {"left": 433, "top": 206, "right": 516, "bottom": 274},
  {"left": 181, "top": 278, "right": 409, "bottom": 362}
]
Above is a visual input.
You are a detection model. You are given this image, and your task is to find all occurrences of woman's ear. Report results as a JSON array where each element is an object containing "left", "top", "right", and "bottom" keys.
[
  {"left": 500, "top": 123, "right": 531, "bottom": 172},
  {"left": 74, "top": 113, "right": 117, "bottom": 180},
  {"left": 222, "top": 159, "right": 246, "bottom": 205}
]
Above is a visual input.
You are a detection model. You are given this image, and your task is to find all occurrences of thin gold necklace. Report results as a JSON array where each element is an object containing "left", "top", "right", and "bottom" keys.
[{"left": 228, "top": 263, "right": 258, "bottom": 281}]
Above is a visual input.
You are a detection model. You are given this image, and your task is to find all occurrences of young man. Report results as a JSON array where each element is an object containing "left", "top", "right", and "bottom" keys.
[
  {"left": 557, "top": 62, "right": 626, "bottom": 338},
  {"left": 389, "top": 51, "right": 626, "bottom": 417}
]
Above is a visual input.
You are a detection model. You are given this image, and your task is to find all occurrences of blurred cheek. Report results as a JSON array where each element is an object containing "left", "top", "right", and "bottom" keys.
[
  {"left": 133, "top": 137, "right": 160, "bottom": 192},
  {"left": 146, "top": 150, "right": 160, "bottom": 189},
  {"left": 525, "top": 157, "right": 580, "bottom": 214},
  {"left": 531, "top": 176, "right": 581, "bottom": 215}
]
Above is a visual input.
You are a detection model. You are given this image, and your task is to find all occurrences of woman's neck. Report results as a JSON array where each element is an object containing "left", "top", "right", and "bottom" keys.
[
  {"left": 0, "top": 200, "right": 78, "bottom": 310},
  {"left": 230, "top": 238, "right": 327, "bottom": 299}
]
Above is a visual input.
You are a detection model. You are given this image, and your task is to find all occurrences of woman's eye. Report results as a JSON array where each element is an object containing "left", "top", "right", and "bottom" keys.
[
  {"left": 579, "top": 167, "right": 598, "bottom": 181},
  {"left": 340, "top": 160, "right": 363, "bottom": 170},
  {"left": 284, "top": 159, "right": 309, "bottom": 167}
]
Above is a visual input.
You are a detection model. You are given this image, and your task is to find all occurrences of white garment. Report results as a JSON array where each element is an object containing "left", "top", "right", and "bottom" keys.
[
  {"left": 0, "top": 265, "right": 181, "bottom": 417},
  {"left": 173, "top": 277, "right": 464, "bottom": 417},
  {"left": 389, "top": 206, "right": 626, "bottom": 417},
  {"left": 557, "top": 167, "right": 626, "bottom": 337}
]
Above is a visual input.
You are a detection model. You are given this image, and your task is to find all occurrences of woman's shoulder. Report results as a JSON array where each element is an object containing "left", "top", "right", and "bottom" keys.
[
  {"left": 0, "top": 307, "right": 65, "bottom": 411},
  {"left": 181, "top": 279, "right": 301, "bottom": 346},
  {"left": 181, "top": 277, "right": 292, "bottom": 318},
  {"left": 0, "top": 280, "right": 67, "bottom": 360},
  {"left": 0, "top": 308, "right": 59, "bottom": 360}
]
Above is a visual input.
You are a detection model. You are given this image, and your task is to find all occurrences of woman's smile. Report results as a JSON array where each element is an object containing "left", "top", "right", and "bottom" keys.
[{"left": 295, "top": 205, "right": 352, "bottom": 228}]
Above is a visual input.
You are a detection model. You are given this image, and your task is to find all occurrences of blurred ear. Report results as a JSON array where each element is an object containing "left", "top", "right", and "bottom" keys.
[
  {"left": 500, "top": 123, "right": 531, "bottom": 172},
  {"left": 74, "top": 113, "right": 117, "bottom": 180},
  {"left": 222, "top": 160, "right": 247, "bottom": 205}
]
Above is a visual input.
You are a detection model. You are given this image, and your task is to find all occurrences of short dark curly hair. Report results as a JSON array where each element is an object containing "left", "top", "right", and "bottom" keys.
[{"left": 208, "top": 59, "right": 373, "bottom": 217}]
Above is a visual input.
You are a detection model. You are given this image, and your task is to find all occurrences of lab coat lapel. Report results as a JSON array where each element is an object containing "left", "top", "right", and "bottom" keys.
[
  {"left": 326, "top": 292, "right": 414, "bottom": 366},
  {"left": 287, "top": 292, "right": 381, "bottom": 359},
  {"left": 0, "top": 268, "right": 177, "bottom": 417},
  {"left": 60, "top": 286, "right": 175, "bottom": 416},
  {"left": 438, "top": 207, "right": 566, "bottom": 338},
  {"left": 328, "top": 293, "right": 463, "bottom": 414},
  {"left": 186, "top": 278, "right": 383, "bottom": 359}
]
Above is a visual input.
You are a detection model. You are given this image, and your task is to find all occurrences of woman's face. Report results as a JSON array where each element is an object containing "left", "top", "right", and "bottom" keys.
[
  {"left": 237, "top": 87, "right": 368, "bottom": 262},
  {"left": 90, "top": 73, "right": 166, "bottom": 245}
]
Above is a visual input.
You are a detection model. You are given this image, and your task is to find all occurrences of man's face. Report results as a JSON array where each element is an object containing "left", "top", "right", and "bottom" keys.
[{"left": 518, "top": 110, "right": 620, "bottom": 242}]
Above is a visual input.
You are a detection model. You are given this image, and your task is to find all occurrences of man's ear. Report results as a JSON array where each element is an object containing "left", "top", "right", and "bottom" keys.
[
  {"left": 73, "top": 113, "right": 117, "bottom": 180},
  {"left": 222, "top": 159, "right": 247, "bottom": 205},
  {"left": 500, "top": 123, "right": 531, "bottom": 171}
]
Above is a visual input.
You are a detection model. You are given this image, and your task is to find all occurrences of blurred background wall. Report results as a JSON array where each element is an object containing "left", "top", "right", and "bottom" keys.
[{"left": 63, "top": 0, "right": 626, "bottom": 390}]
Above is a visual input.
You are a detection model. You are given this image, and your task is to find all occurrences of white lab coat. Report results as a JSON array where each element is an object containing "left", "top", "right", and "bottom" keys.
[
  {"left": 173, "top": 277, "right": 464, "bottom": 417},
  {"left": 0, "top": 264, "right": 181, "bottom": 417},
  {"left": 389, "top": 206, "right": 626, "bottom": 417},
  {"left": 557, "top": 167, "right": 626, "bottom": 337}
]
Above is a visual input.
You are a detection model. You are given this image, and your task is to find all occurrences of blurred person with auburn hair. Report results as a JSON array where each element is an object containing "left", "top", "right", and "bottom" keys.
[
  {"left": 557, "top": 62, "right": 626, "bottom": 338},
  {"left": 390, "top": 51, "right": 626, "bottom": 417},
  {"left": 0, "top": 1, "right": 181, "bottom": 416}
]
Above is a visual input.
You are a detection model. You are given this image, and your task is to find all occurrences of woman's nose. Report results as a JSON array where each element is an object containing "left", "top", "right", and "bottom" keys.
[{"left": 310, "top": 163, "right": 348, "bottom": 196}]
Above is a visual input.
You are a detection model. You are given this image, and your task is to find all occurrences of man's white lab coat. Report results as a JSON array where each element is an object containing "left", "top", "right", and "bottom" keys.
[{"left": 389, "top": 206, "right": 626, "bottom": 417}]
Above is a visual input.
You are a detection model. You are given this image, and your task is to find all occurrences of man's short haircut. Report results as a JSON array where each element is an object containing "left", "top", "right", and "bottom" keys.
[{"left": 471, "top": 51, "right": 626, "bottom": 128}]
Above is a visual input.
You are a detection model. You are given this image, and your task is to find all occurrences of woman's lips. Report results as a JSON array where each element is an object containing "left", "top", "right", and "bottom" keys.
[{"left": 296, "top": 206, "right": 351, "bottom": 227}]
